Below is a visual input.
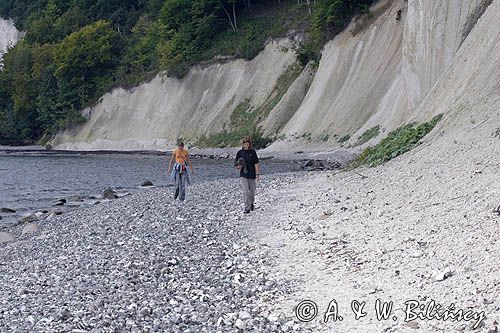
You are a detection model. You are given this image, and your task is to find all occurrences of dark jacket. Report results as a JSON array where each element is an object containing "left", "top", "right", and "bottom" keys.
[{"left": 235, "top": 149, "right": 259, "bottom": 179}]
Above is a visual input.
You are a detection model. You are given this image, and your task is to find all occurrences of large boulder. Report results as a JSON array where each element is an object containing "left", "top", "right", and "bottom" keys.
[
  {"left": 0, "top": 232, "right": 14, "bottom": 244},
  {"left": 303, "top": 159, "right": 341, "bottom": 171},
  {"left": 22, "top": 223, "right": 40, "bottom": 235},
  {"left": 140, "top": 180, "right": 154, "bottom": 187},
  {"left": 302, "top": 159, "right": 326, "bottom": 170},
  {"left": 53, "top": 199, "right": 66, "bottom": 206},
  {"left": 103, "top": 188, "right": 119, "bottom": 199},
  {"left": 18, "top": 213, "right": 38, "bottom": 224}
]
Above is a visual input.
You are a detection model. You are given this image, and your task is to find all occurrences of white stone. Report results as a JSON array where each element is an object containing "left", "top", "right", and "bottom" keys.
[
  {"left": 22, "top": 223, "right": 40, "bottom": 235},
  {"left": 0, "top": 232, "right": 14, "bottom": 244},
  {"left": 234, "top": 319, "right": 246, "bottom": 330}
]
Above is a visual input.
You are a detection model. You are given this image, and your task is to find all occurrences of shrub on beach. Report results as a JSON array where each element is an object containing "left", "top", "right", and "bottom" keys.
[{"left": 356, "top": 114, "right": 443, "bottom": 167}]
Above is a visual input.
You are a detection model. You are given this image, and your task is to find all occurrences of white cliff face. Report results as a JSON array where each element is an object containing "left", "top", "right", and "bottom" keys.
[
  {"left": 281, "top": 0, "right": 406, "bottom": 139},
  {"left": 261, "top": 63, "right": 316, "bottom": 136},
  {"left": 270, "top": 0, "right": 491, "bottom": 151},
  {"left": 53, "top": 0, "right": 500, "bottom": 151},
  {"left": 409, "top": 0, "right": 500, "bottom": 130},
  {"left": 402, "top": 0, "right": 485, "bottom": 110},
  {"left": 53, "top": 40, "right": 297, "bottom": 150},
  {"left": 0, "top": 18, "right": 21, "bottom": 68}
]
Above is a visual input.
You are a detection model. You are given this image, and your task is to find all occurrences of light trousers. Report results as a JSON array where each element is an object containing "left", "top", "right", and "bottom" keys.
[{"left": 240, "top": 177, "right": 256, "bottom": 210}]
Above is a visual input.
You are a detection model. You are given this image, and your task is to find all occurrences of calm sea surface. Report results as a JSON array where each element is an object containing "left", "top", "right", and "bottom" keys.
[{"left": 0, "top": 152, "right": 302, "bottom": 229}]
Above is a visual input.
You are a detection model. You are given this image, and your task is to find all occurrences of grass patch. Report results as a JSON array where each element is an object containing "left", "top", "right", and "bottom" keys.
[
  {"left": 318, "top": 133, "right": 330, "bottom": 142},
  {"left": 256, "top": 62, "right": 304, "bottom": 120},
  {"left": 338, "top": 134, "right": 351, "bottom": 143},
  {"left": 195, "top": 98, "right": 271, "bottom": 149},
  {"left": 356, "top": 114, "right": 443, "bottom": 167},
  {"left": 355, "top": 125, "right": 380, "bottom": 146},
  {"left": 300, "top": 132, "right": 312, "bottom": 141}
]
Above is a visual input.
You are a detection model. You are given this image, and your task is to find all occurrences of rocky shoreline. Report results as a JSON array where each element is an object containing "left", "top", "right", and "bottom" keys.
[
  {"left": 243, "top": 135, "right": 500, "bottom": 332},
  {"left": 0, "top": 145, "right": 354, "bottom": 165},
  {"left": 0, "top": 174, "right": 317, "bottom": 333},
  {"left": 0, "top": 188, "right": 134, "bottom": 232},
  {"left": 2, "top": 133, "right": 498, "bottom": 332},
  {"left": 0, "top": 147, "right": 343, "bottom": 232}
]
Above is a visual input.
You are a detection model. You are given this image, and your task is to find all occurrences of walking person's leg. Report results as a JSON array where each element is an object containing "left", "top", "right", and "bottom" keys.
[
  {"left": 174, "top": 172, "right": 181, "bottom": 199},
  {"left": 179, "top": 173, "right": 186, "bottom": 201},
  {"left": 248, "top": 178, "right": 256, "bottom": 210},
  {"left": 240, "top": 177, "right": 251, "bottom": 212}
]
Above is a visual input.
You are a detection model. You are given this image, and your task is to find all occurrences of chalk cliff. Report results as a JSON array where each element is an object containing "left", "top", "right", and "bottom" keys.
[
  {"left": 51, "top": 0, "right": 500, "bottom": 153},
  {"left": 0, "top": 18, "right": 22, "bottom": 68},
  {"left": 53, "top": 40, "right": 297, "bottom": 150},
  {"left": 271, "top": 0, "right": 492, "bottom": 151}
]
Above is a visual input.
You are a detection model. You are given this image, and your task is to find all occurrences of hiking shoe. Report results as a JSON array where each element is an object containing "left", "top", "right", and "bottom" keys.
[
  {"left": 174, "top": 188, "right": 179, "bottom": 200},
  {"left": 244, "top": 209, "right": 250, "bottom": 214},
  {"left": 250, "top": 204, "right": 254, "bottom": 211}
]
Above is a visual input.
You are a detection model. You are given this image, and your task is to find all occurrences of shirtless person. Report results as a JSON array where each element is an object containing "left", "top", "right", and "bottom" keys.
[{"left": 168, "top": 141, "right": 194, "bottom": 201}]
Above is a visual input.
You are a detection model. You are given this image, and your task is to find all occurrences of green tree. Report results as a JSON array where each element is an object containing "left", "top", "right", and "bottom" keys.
[
  {"left": 1, "top": 42, "right": 41, "bottom": 141},
  {"left": 297, "top": 0, "right": 374, "bottom": 65},
  {"left": 54, "top": 20, "right": 122, "bottom": 107},
  {"left": 116, "top": 16, "right": 171, "bottom": 85}
]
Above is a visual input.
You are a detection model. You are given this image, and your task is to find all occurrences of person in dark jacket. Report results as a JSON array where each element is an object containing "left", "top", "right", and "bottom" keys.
[{"left": 235, "top": 137, "right": 260, "bottom": 213}]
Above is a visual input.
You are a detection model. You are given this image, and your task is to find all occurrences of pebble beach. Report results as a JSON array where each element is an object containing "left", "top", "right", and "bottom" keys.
[
  {"left": 0, "top": 175, "right": 311, "bottom": 333},
  {"left": 1, "top": 131, "right": 499, "bottom": 333}
]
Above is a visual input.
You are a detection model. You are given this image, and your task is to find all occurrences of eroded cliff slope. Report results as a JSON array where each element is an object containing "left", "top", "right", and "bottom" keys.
[
  {"left": 270, "top": 0, "right": 495, "bottom": 151},
  {"left": 53, "top": 39, "right": 297, "bottom": 150},
  {"left": 51, "top": 0, "right": 499, "bottom": 153}
]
